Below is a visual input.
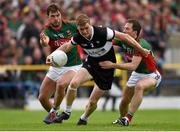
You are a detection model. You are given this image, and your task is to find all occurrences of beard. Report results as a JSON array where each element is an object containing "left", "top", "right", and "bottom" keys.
[{"left": 51, "top": 21, "right": 61, "bottom": 28}]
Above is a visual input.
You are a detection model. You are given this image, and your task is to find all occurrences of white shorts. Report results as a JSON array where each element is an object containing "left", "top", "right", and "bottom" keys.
[
  {"left": 127, "top": 70, "right": 162, "bottom": 88},
  {"left": 46, "top": 65, "right": 81, "bottom": 81}
]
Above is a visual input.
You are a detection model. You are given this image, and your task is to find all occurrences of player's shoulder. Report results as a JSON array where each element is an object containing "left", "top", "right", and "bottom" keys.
[
  {"left": 42, "top": 24, "right": 51, "bottom": 31},
  {"left": 94, "top": 25, "right": 107, "bottom": 31},
  {"left": 62, "top": 19, "right": 77, "bottom": 27},
  {"left": 140, "top": 38, "right": 152, "bottom": 49},
  {"left": 93, "top": 26, "right": 108, "bottom": 36},
  {"left": 40, "top": 24, "right": 51, "bottom": 35},
  {"left": 140, "top": 38, "right": 150, "bottom": 45}
]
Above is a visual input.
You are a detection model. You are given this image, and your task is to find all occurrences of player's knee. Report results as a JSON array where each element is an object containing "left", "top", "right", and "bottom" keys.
[
  {"left": 69, "top": 80, "right": 79, "bottom": 89},
  {"left": 38, "top": 94, "right": 47, "bottom": 103},
  {"left": 56, "top": 81, "right": 68, "bottom": 91},
  {"left": 135, "top": 83, "right": 144, "bottom": 91}
]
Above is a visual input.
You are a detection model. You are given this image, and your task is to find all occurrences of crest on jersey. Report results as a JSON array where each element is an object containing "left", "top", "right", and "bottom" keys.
[
  {"left": 66, "top": 30, "right": 71, "bottom": 36},
  {"left": 96, "top": 41, "right": 100, "bottom": 44}
]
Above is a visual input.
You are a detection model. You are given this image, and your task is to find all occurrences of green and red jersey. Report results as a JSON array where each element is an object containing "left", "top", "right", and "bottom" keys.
[
  {"left": 113, "top": 38, "right": 156, "bottom": 74},
  {"left": 43, "top": 20, "right": 82, "bottom": 66}
]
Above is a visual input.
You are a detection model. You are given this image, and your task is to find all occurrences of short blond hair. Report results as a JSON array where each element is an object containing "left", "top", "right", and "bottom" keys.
[{"left": 76, "top": 14, "right": 90, "bottom": 26}]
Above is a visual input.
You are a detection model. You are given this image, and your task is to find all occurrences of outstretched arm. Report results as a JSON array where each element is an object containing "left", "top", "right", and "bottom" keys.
[
  {"left": 99, "top": 55, "right": 142, "bottom": 71},
  {"left": 57, "top": 40, "right": 74, "bottom": 53},
  {"left": 115, "top": 31, "right": 148, "bottom": 57}
]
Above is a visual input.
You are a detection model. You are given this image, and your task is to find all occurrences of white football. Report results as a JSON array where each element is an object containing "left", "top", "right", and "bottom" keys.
[{"left": 50, "top": 50, "right": 68, "bottom": 67}]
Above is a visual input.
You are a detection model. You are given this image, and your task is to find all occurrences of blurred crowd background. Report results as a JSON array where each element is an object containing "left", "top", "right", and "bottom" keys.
[{"left": 0, "top": 0, "right": 179, "bottom": 108}]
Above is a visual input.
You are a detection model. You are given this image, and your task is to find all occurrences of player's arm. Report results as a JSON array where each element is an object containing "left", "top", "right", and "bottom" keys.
[
  {"left": 46, "top": 40, "right": 73, "bottom": 65},
  {"left": 57, "top": 34, "right": 79, "bottom": 53},
  {"left": 57, "top": 40, "right": 74, "bottom": 53},
  {"left": 40, "top": 32, "right": 49, "bottom": 47},
  {"left": 99, "top": 55, "right": 142, "bottom": 71},
  {"left": 114, "top": 31, "right": 148, "bottom": 57}
]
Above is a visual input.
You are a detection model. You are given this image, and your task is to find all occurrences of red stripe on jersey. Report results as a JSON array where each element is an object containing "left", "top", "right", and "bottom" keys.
[
  {"left": 143, "top": 54, "right": 156, "bottom": 72},
  {"left": 77, "top": 45, "right": 85, "bottom": 60},
  {"left": 48, "top": 38, "right": 70, "bottom": 50}
]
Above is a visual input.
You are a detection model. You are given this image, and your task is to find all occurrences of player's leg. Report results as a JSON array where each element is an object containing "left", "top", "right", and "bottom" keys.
[
  {"left": 38, "top": 76, "right": 57, "bottom": 124},
  {"left": 77, "top": 85, "right": 106, "bottom": 125},
  {"left": 38, "top": 76, "right": 55, "bottom": 112},
  {"left": 46, "top": 70, "right": 77, "bottom": 124},
  {"left": 120, "top": 77, "right": 158, "bottom": 126},
  {"left": 41, "top": 67, "right": 65, "bottom": 124},
  {"left": 119, "top": 86, "right": 134, "bottom": 117},
  {"left": 66, "top": 67, "right": 92, "bottom": 109},
  {"left": 129, "top": 71, "right": 161, "bottom": 115},
  {"left": 53, "top": 70, "right": 77, "bottom": 110},
  {"left": 102, "top": 92, "right": 110, "bottom": 111},
  {"left": 112, "top": 86, "right": 134, "bottom": 124},
  {"left": 113, "top": 71, "right": 136, "bottom": 126},
  {"left": 55, "top": 67, "right": 92, "bottom": 123},
  {"left": 128, "top": 77, "right": 157, "bottom": 118}
]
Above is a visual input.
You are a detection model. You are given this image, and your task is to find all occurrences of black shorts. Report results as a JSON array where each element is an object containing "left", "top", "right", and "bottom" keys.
[{"left": 82, "top": 58, "right": 115, "bottom": 90}]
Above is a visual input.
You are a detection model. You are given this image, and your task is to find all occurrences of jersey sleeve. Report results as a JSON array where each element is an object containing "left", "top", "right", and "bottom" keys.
[
  {"left": 106, "top": 27, "right": 115, "bottom": 41},
  {"left": 41, "top": 24, "right": 50, "bottom": 36}
]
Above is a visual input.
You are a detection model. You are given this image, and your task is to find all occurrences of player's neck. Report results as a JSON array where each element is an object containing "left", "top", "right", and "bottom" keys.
[{"left": 50, "top": 22, "right": 62, "bottom": 31}]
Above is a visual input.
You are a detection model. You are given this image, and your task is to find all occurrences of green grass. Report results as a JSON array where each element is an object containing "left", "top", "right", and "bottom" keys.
[{"left": 0, "top": 109, "right": 180, "bottom": 131}]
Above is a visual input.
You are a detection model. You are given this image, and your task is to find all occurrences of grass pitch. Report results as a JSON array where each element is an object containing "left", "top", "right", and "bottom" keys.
[{"left": 0, "top": 109, "right": 180, "bottom": 131}]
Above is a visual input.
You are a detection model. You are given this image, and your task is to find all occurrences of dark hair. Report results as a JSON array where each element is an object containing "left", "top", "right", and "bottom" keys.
[
  {"left": 46, "top": 3, "right": 61, "bottom": 16},
  {"left": 76, "top": 14, "right": 90, "bottom": 26},
  {"left": 127, "top": 19, "right": 141, "bottom": 38}
]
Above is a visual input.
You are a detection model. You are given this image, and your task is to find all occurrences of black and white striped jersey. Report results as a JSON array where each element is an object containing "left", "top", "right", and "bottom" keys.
[{"left": 71, "top": 26, "right": 115, "bottom": 58}]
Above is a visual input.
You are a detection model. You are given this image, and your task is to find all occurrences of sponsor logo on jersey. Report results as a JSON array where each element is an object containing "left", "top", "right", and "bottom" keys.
[
  {"left": 81, "top": 43, "right": 88, "bottom": 47},
  {"left": 84, "top": 42, "right": 112, "bottom": 57},
  {"left": 53, "top": 33, "right": 64, "bottom": 38}
]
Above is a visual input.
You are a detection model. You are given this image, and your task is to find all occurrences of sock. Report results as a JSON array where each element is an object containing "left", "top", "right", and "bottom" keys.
[
  {"left": 80, "top": 113, "right": 88, "bottom": 121},
  {"left": 50, "top": 107, "right": 56, "bottom": 113},
  {"left": 126, "top": 111, "right": 134, "bottom": 121},
  {"left": 65, "top": 105, "right": 72, "bottom": 113}
]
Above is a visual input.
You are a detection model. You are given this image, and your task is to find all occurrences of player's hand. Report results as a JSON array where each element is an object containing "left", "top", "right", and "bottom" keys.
[
  {"left": 46, "top": 55, "right": 53, "bottom": 66},
  {"left": 40, "top": 32, "right": 46, "bottom": 41},
  {"left": 40, "top": 32, "right": 48, "bottom": 46},
  {"left": 142, "top": 49, "right": 150, "bottom": 57},
  {"left": 99, "top": 61, "right": 114, "bottom": 69}
]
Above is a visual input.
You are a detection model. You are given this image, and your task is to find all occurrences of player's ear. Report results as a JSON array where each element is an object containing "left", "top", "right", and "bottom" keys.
[{"left": 133, "top": 31, "right": 138, "bottom": 38}]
